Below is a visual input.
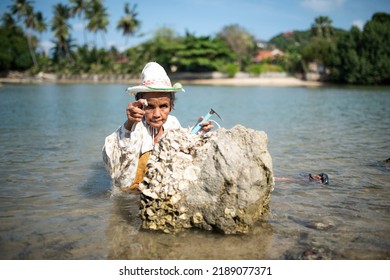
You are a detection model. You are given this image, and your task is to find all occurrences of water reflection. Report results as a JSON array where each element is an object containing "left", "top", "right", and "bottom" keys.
[{"left": 106, "top": 194, "right": 275, "bottom": 259}]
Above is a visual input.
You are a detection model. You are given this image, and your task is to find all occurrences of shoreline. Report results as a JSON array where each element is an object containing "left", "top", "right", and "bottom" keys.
[
  {"left": 180, "top": 77, "right": 324, "bottom": 87},
  {"left": 0, "top": 76, "right": 325, "bottom": 87}
]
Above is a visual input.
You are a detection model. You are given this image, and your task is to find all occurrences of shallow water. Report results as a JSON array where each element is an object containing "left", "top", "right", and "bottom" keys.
[{"left": 0, "top": 83, "right": 389, "bottom": 259}]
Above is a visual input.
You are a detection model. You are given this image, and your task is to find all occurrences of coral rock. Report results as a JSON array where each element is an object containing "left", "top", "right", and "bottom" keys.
[{"left": 139, "top": 125, "right": 274, "bottom": 234}]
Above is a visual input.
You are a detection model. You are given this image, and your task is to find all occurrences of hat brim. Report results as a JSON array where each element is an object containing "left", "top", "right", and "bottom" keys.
[{"left": 126, "top": 83, "right": 185, "bottom": 96}]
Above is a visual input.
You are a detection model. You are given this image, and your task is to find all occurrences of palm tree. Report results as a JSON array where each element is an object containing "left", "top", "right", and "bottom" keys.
[
  {"left": 31, "top": 11, "right": 47, "bottom": 55},
  {"left": 8, "top": 0, "right": 32, "bottom": 19},
  {"left": 1, "top": 12, "right": 18, "bottom": 31},
  {"left": 311, "top": 16, "right": 334, "bottom": 39},
  {"left": 117, "top": 3, "right": 140, "bottom": 46},
  {"left": 51, "top": 36, "right": 77, "bottom": 63},
  {"left": 34, "top": 12, "right": 47, "bottom": 34},
  {"left": 69, "top": 0, "right": 89, "bottom": 46},
  {"left": 85, "top": 0, "right": 109, "bottom": 48},
  {"left": 51, "top": 3, "right": 72, "bottom": 61},
  {"left": 8, "top": 0, "right": 46, "bottom": 68}
]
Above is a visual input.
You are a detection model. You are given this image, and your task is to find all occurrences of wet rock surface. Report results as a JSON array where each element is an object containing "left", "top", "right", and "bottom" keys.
[{"left": 138, "top": 125, "right": 274, "bottom": 234}]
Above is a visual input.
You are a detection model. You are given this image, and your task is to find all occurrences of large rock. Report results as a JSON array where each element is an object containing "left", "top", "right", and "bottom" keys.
[{"left": 138, "top": 125, "right": 274, "bottom": 234}]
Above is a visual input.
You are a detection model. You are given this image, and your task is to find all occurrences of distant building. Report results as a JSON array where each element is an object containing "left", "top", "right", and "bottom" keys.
[
  {"left": 116, "top": 56, "right": 128, "bottom": 64},
  {"left": 253, "top": 48, "right": 284, "bottom": 63},
  {"left": 256, "top": 40, "right": 268, "bottom": 49},
  {"left": 305, "top": 62, "right": 331, "bottom": 81}
]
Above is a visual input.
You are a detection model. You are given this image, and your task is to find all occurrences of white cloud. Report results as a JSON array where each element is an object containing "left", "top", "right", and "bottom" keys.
[
  {"left": 300, "top": 0, "right": 346, "bottom": 12},
  {"left": 352, "top": 19, "right": 364, "bottom": 30},
  {"left": 73, "top": 22, "right": 84, "bottom": 30}
]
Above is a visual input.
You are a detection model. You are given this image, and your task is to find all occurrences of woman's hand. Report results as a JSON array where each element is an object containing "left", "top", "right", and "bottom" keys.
[
  {"left": 124, "top": 99, "right": 147, "bottom": 130},
  {"left": 197, "top": 116, "right": 214, "bottom": 133}
]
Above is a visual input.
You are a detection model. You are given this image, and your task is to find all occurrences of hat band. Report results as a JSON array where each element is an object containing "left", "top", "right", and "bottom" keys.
[
  {"left": 141, "top": 79, "right": 171, "bottom": 87},
  {"left": 144, "top": 86, "right": 177, "bottom": 91}
]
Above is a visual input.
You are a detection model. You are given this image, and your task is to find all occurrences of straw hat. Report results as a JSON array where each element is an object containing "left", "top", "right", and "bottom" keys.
[{"left": 126, "top": 62, "right": 185, "bottom": 96}]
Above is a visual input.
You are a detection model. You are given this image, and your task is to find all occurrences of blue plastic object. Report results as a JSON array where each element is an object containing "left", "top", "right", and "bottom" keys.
[{"left": 191, "top": 108, "right": 222, "bottom": 134}]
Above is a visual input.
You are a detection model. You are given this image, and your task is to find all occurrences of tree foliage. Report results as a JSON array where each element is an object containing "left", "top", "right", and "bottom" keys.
[
  {"left": 85, "top": 0, "right": 109, "bottom": 47},
  {"left": 8, "top": 0, "right": 47, "bottom": 68},
  {"left": 331, "top": 12, "right": 390, "bottom": 84},
  {"left": 117, "top": 3, "right": 140, "bottom": 45},
  {"left": 175, "top": 31, "right": 235, "bottom": 72},
  {"left": 217, "top": 24, "right": 257, "bottom": 68},
  {"left": 1, "top": 1, "right": 390, "bottom": 85},
  {"left": 69, "top": 0, "right": 89, "bottom": 45},
  {"left": 268, "top": 30, "right": 311, "bottom": 52},
  {"left": 0, "top": 25, "right": 32, "bottom": 71},
  {"left": 51, "top": 3, "right": 72, "bottom": 61},
  {"left": 311, "top": 16, "right": 334, "bottom": 38}
]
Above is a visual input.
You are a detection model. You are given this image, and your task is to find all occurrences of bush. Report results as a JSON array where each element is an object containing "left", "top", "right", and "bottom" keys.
[
  {"left": 246, "top": 64, "right": 263, "bottom": 76},
  {"left": 14, "top": 53, "right": 32, "bottom": 70},
  {"left": 261, "top": 63, "right": 284, "bottom": 72},
  {"left": 246, "top": 63, "right": 284, "bottom": 76},
  {"left": 222, "top": 63, "right": 239, "bottom": 77}
]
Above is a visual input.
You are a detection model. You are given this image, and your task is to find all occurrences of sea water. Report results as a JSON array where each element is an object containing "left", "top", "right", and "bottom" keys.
[{"left": 0, "top": 83, "right": 389, "bottom": 259}]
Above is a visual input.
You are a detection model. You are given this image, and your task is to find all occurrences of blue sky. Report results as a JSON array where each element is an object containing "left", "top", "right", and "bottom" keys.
[{"left": 1, "top": 0, "right": 389, "bottom": 53}]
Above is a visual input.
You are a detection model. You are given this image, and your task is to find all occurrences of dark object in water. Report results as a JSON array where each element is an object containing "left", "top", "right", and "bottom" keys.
[{"left": 309, "top": 173, "right": 329, "bottom": 185}]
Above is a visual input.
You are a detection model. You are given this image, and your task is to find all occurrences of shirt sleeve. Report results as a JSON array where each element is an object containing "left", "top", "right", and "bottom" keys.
[{"left": 102, "top": 124, "right": 141, "bottom": 191}]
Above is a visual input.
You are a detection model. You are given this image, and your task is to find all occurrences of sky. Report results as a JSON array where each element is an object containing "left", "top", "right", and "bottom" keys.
[{"left": 1, "top": 0, "right": 390, "bottom": 53}]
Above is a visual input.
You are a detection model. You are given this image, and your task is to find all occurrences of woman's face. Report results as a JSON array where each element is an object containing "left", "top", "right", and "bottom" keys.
[{"left": 142, "top": 92, "right": 172, "bottom": 130}]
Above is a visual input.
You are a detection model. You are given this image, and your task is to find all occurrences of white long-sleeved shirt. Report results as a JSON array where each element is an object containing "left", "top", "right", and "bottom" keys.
[{"left": 102, "top": 115, "right": 181, "bottom": 192}]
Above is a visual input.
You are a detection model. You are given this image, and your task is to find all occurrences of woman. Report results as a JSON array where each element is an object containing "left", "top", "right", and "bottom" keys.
[{"left": 103, "top": 62, "right": 213, "bottom": 193}]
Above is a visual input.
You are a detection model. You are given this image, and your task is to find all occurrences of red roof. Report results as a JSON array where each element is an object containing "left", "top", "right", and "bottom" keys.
[
  {"left": 253, "top": 50, "right": 273, "bottom": 62},
  {"left": 253, "top": 49, "right": 284, "bottom": 63}
]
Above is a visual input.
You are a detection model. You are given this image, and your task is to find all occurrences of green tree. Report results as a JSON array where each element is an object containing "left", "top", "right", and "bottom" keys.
[
  {"left": 51, "top": 3, "right": 72, "bottom": 61},
  {"left": 302, "top": 16, "right": 337, "bottom": 74},
  {"left": 1, "top": 12, "right": 18, "bottom": 30},
  {"left": 281, "top": 48, "right": 304, "bottom": 74},
  {"left": 330, "top": 26, "right": 362, "bottom": 83},
  {"left": 217, "top": 24, "right": 257, "bottom": 70},
  {"left": 34, "top": 11, "right": 46, "bottom": 34},
  {"left": 302, "top": 36, "right": 336, "bottom": 66},
  {"left": 175, "top": 31, "right": 234, "bottom": 72},
  {"left": 331, "top": 13, "right": 390, "bottom": 84},
  {"left": 26, "top": 9, "right": 47, "bottom": 68},
  {"left": 122, "top": 27, "right": 181, "bottom": 75},
  {"left": 8, "top": 0, "right": 46, "bottom": 68},
  {"left": 311, "top": 16, "right": 334, "bottom": 38},
  {"left": 85, "top": 0, "right": 109, "bottom": 48},
  {"left": 268, "top": 30, "right": 311, "bottom": 52},
  {"left": 362, "top": 12, "right": 390, "bottom": 84},
  {"left": 117, "top": 3, "right": 140, "bottom": 45},
  {"left": 126, "top": 29, "right": 234, "bottom": 74},
  {"left": 70, "top": 0, "right": 90, "bottom": 46},
  {"left": 145, "top": 27, "right": 180, "bottom": 70},
  {"left": 0, "top": 14, "right": 32, "bottom": 71}
]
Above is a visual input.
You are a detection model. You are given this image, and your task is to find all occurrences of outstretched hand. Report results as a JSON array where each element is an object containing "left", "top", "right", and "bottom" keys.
[{"left": 124, "top": 99, "right": 147, "bottom": 130}]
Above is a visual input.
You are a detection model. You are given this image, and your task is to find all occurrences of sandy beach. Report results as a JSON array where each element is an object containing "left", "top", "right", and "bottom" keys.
[{"left": 181, "top": 77, "right": 324, "bottom": 87}]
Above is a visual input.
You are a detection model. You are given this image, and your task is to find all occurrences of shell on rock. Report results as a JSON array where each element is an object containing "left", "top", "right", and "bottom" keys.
[
  {"left": 139, "top": 128, "right": 207, "bottom": 233},
  {"left": 192, "top": 212, "right": 203, "bottom": 224}
]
